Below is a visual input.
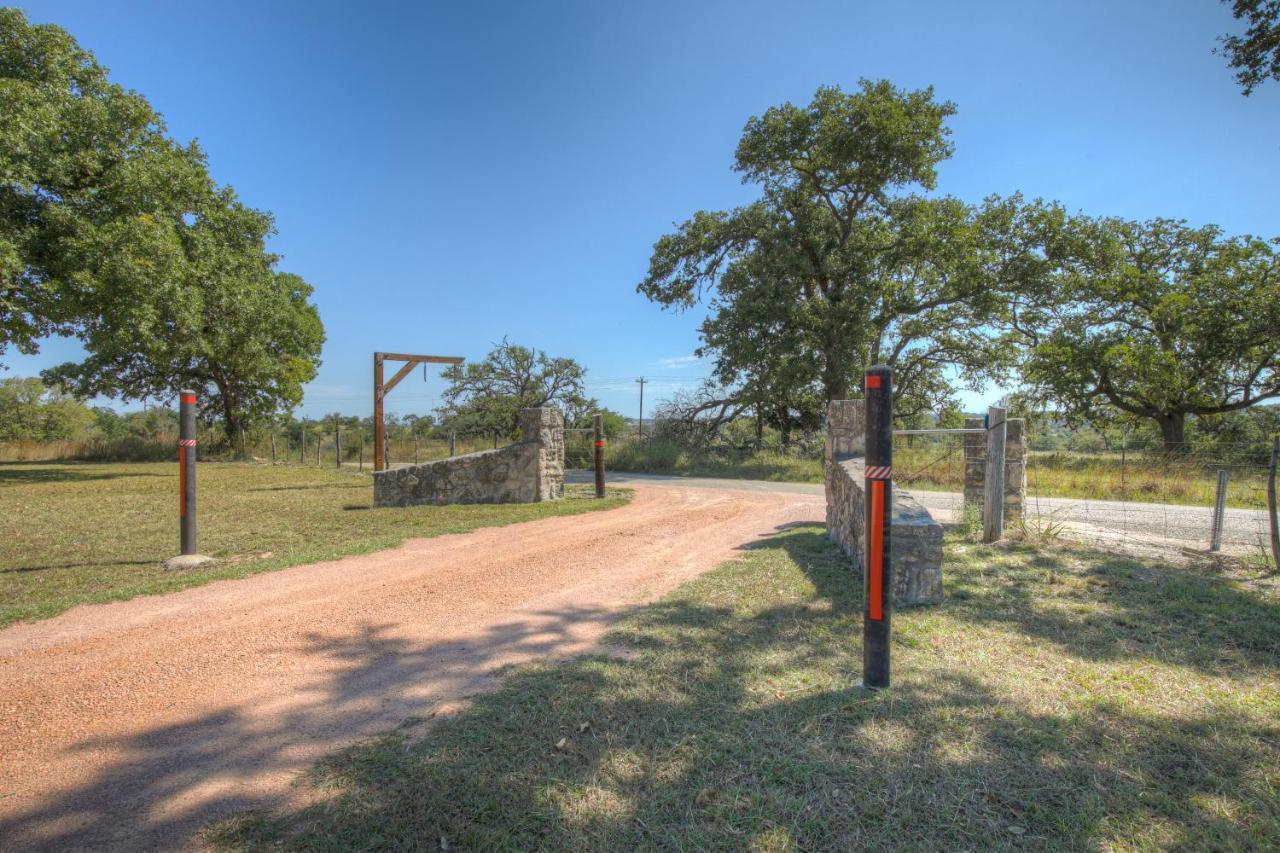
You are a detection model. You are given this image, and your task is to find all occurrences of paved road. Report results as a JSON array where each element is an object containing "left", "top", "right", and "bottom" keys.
[
  {"left": 0, "top": 485, "right": 822, "bottom": 852},
  {"left": 574, "top": 471, "right": 1272, "bottom": 555}
]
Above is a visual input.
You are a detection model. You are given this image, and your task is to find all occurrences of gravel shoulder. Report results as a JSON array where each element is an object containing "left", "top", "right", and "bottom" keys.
[{"left": 0, "top": 484, "right": 822, "bottom": 852}]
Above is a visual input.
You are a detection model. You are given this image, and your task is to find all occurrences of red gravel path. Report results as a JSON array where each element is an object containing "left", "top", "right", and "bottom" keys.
[{"left": 0, "top": 485, "right": 822, "bottom": 851}]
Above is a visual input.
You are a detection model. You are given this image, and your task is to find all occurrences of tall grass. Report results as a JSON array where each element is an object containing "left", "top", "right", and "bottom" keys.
[{"left": 603, "top": 437, "right": 1274, "bottom": 510}]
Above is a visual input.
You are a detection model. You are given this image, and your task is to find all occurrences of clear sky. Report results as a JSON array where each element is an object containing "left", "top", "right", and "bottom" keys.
[{"left": 8, "top": 0, "right": 1280, "bottom": 419}]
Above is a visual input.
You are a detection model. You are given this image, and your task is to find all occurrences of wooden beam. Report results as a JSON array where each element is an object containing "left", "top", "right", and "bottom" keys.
[
  {"left": 381, "top": 360, "right": 418, "bottom": 396},
  {"left": 380, "top": 353, "right": 464, "bottom": 365}
]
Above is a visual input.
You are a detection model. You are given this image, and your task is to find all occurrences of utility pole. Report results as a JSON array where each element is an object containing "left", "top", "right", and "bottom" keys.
[{"left": 636, "top": 377, "right": 647, "bottom": 439}]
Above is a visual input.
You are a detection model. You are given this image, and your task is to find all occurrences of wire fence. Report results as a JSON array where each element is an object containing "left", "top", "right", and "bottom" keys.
[{"left": 886, "top": 430, "right": 1278, "bottom": 565}]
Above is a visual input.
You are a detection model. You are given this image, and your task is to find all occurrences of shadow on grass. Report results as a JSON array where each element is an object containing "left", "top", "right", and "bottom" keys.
[
  {"left": 200, "top": 529, "right": 1273, "bottom": 850},
  {"left": 246, "top": 482, "right": 365, "bottom": 492},
  {"left": 2, "top": 559, "right": 154, "bottom": 575},
  {"left": 943, "top": 541, "right": 1280, "bottom": 676},
  {"left": 5, "top": 528, "right": 1276, "bottom": 851},
  {"left": 0, "top": 464, "right": 169, "bottom": 485}
]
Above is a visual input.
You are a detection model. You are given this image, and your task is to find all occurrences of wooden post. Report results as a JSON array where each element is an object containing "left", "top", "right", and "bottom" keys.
[
  {"left": 270, "top": 433, "right": 276, "bottom": 464},
  {"left": 414, "top": 436, "right": 419, "bottom": 465},
  {"left": 1210, "top": 468, "right": 1228, "bottom": 552},
  {"left": 373, "top": 353, "right": 385, "bottom": 472},
  {"left": 300, "top": 430, "right": 305, "bottom": 464},
  {"left": 492, "top": 430, "right": 498, "bottom": 450},
  {"left": 1267, "top": 437, "right": 1279, "bottom": 572},
  {"left": 449, "top": 431, "right": 456, "bottom": 456},
  {"left": 983, "top": 405, "right": 1007, "bottom": 543},
  {"left": 316, "top": 433, "right": 321, "bottom": 467},
  {"left": 593, "top": 413, "right": 605, "bottom": 498},
  {"left": 335, "top": 425, "right": 342, "bottom": 468},
  {"left": 359, "top": 439, "right": 364, "bottom": 472}
]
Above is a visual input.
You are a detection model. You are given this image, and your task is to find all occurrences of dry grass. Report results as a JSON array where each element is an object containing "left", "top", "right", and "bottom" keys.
[
  {"left": 0, "top": 462, "right": 630, "bottom": 628},
  {"left": 208, "top": 528, "right": 1280, "bottom": 850},
  {"left": 606, "top": 439, "right": 1273, "bottom": 511}
]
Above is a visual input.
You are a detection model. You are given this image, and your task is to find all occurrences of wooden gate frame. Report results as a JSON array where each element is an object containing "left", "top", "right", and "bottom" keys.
[{"left": 373, "top": 352, "right": 464, "bottom": 472}]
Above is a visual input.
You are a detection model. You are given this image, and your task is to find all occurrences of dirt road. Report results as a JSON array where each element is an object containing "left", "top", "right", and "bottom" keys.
[
  {"left": 0, "top": 485, "right": 822, "bottom": 852},
  {"left": 580, "top": 472, "right": 1270, "bottom": 556}
]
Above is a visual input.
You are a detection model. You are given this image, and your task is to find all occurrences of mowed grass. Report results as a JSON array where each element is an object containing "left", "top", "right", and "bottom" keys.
[
  {"left": 210, "top": 529, "right": 1280, "bottom": 851},
  {"left": 0, "top": 462, "right": 630, "bottom": 628}
]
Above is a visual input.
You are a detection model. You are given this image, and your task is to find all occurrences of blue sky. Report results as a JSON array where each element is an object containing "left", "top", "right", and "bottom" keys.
[{"left": 8, "top": 0, "right": 1280, "bottom": 419}]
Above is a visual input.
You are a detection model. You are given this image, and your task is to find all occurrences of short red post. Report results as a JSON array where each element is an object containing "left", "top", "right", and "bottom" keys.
[{"left": 593, "top": 413, "right": 606, "bottom": 498}]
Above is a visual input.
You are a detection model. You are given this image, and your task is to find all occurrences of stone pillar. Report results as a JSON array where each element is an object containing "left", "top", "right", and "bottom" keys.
[
  {"left": 825, "top": 399, "right": 865, "bottom": 464},
  {"left": 825, "top": 400, "right": 864, "bottom": 533},
  {"left": 520, "top": 407, "right": 564, "bottom": 501},
  {"left": 963, "top": 416, "right": 1026, "bottom": 521}
]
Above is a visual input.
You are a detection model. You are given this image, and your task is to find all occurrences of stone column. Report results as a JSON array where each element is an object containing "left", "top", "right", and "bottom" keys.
[
  {"left": 520, "top": 408, "right": 565, "bottom": 501},
  {"left": 963, "top": 416, "right": 1026, "bottom": 521},
  {"left": 825, "top": 400, "right": 864, "bottom": 532}
]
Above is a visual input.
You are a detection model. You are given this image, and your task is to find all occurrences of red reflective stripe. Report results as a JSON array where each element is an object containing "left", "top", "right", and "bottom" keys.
[
  {"left": 869, "top": 479, "right": 884, "bottom": 620},
  {"left": 179, "top": 446, "right": 186, "bottom": 517},
  {"left": 180, "top": 395, "right": 196, "bottom": 404},
  {"left": 865, "top": 374, "right": 881, "bottom": 389},
  {"left": 594, "top": 440, "right": 605, "bottom": 447}
]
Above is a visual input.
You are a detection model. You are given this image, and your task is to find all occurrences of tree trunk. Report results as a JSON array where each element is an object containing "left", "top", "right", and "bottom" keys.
[
  {"left": 1155, "top": 412, "right": 1187, "bottom": 454},
  {"left": 216, "top": 384, "right": 246, "bottom": 457}
]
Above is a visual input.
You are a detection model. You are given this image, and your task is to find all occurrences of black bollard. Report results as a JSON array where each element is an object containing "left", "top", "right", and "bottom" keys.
[
  {"left": 863, "top": 366, "right": 893, "bottom": 689},
  {"left": 179, "top": 389, "right": 198, "bottom": 556}
]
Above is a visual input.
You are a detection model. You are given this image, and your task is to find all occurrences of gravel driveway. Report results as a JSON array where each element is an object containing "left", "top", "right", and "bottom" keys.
[{"left": 0, "top": 484, "right": 822, "bottom": 852}]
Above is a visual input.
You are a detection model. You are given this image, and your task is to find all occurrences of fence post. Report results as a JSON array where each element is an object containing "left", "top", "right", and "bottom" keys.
[
  {"left": 983, "top": 405, "right": 1007, "bottom": 543},
  {"left": 449, "top": 430, "right": 456, "bottom": 457},
  {"left": 300, "top": 431, "right": 305, "bottom": 464},
  {"left": 316, "top": 434, "right": 321, "bottom": 467},
  {"left": 335, "top": 426, "right": 342, "bottom": 468},
  {"left": 593, "top": 413, "right": 606, "bottom": 498},
  {"left": 359, "top": 439, "right": 364, "bottom": 472},
  {"left": 270, "top": 433, "right": 276, "bottom": 464},
  {"left": 492, "top": 430, "right": 498, "bottom": 450},
  {"left": 414, "top": 436, "right": 419, "bottom": 465},
  {"left": 1210, "top": 468, "right": 1228, "bottom": 552},
  {"left": 863, "top": 365, "right": 893, "bottom": 690},
  {"left": 1267, "top": 437, "right": 1279, "bottom": 572}
]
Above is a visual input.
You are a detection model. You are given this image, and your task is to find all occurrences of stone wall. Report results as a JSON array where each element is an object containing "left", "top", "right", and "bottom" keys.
[
  {"left": 824, "top": 400, "right": 944, "bottom": 606},
  {"left": 962, "top": 416, "right": 1026, "bottom": 522},
  {"left": 373, "top": 408, "right": 565, "bottom": 507}
]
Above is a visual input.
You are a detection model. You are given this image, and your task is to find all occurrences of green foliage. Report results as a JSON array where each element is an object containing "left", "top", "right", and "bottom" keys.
[
  {"left": 436, "top": 339, "right": 595, "bottom": 434},
  {"left": 1218, "top": 0, "right": 1280, "bottom": 95},
  {"left": 1, "top": 10, "right": 323, "bottom": 443},
  {"left": 1020, "top": 218, "right": 1280, "bottom": 450},
  {"left": 639, "top": 80, "right": 1036, "bottom": 428},
  {"left": 0, "top": 376, "right": 94, "bottom": 440},
  {"left": 0, "top": 9, "right": 215, "bottom": 357}
]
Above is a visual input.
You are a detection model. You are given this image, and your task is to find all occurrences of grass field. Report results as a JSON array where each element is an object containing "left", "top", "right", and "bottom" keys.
[
  {"left": 210, "top": 528, "right": 1280, "bottom": 851},
  {"left": 0, "top": 462, "right": 630, "bottom": 628},
  {"left": 605, "top": 440, "right": 1275, "bottom": 509}
]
